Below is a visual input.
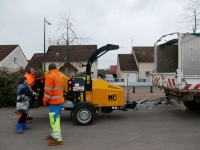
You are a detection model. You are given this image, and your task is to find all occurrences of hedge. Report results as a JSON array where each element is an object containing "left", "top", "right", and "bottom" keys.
[{"left": 0, "top": 67, "right": 43, "bottom": 108}]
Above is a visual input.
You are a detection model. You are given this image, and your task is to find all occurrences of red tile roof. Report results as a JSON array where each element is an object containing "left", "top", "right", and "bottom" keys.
[
  {"left": 26, "top": 53, "right": 43, "bottom": 70},
  {"left": 0, "top": 45, "right": 18, "bottom": 61},
  {"left": 118, "top": 54, "right": 138, "bottom": 71},
  {"left": 133, "top": 46, "right": 154, "bottom": 62},
  {"left": 110, "top": 65, "right": 117, "bottom": 73},
  {"left": 46, "top": 45, "right": 97, "bottom": 62}
]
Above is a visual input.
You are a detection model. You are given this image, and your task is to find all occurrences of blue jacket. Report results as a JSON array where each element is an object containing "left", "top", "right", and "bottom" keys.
[{"left": 14, "top": 83, "right": 34, "bottom": 114}]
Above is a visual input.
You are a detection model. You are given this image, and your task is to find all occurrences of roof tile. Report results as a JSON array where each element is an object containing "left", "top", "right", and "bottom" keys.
[
  {"left": 118, "top": 54, "right": 138, "bottom": 71},
  {"left": 0, "top": 45, "right": 18, "bottom": 61},
  {"left": 26, "top": 53, "right": 43, "bottom": 70},
  {"left": 46, "top": 45, "right": 97, "bottom": 62},
  {"left": 133, "top": 46, "right": 154, "bottom": 62},
  {"left": 110, "top": 65, "right": 117, "bottom": 73}
]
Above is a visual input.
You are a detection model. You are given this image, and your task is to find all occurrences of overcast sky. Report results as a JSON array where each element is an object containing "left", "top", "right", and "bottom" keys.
[{"left": 0, "top": 0, "right": 194, "bottom": 69}]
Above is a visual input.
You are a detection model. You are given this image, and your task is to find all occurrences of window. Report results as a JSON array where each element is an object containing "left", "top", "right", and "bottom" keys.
[
  {"left": 71, "top": 71, "right": 75, "bottom": 76},
  {"left": 145, "top": 71, "right": 150, "bottom": 77},
  {"left": 14, "top": 57, "right": 17, "bottom": 64}
]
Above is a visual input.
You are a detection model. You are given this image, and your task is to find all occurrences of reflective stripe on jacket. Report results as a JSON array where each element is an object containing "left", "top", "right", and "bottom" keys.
[
  {"left": 24, "top": 72, "right": 35, "bottom": 85},
  {"left": 43, "top": 69, "right": 64, "bottom": 104}
]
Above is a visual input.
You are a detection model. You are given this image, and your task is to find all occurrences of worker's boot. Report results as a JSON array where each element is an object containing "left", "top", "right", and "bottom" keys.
[
  {"left": 48, "top": 139, "right": 62, "bottom": 146},
  {"left": 22, "top": 122, "right": 31, "bottom": 130},
  {"left": 46, "top": 135, "right": 54, "bottom": 141},
  {"left": 14, "top": 123, "right": 24, "bottom": 134}
]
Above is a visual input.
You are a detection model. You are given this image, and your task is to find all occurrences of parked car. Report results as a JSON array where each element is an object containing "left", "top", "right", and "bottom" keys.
[{"left": 104, "top": 74, "right": 114, "bottom": 82}]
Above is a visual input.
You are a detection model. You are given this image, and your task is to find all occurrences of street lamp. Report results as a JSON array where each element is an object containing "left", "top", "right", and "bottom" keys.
[{"left": 44, "top": 17, "right": 51, "bottom": 71}]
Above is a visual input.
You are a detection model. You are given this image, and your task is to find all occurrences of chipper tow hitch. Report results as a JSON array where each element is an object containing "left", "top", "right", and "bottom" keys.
[{"left": 123, "top": 97, "right": 168, "bottom": 111}]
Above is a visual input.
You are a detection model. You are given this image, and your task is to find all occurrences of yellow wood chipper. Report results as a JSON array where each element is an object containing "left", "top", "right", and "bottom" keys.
[{"left": 31, "top": 44, "right": 166, "bottom": 125}]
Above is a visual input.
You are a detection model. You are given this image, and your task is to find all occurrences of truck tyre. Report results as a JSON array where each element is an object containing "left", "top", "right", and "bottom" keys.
[
  {"left": 73, "top": 105, "right": 95, "bottom": 125},
  {"left": 183, "top": 101, "right": 200, "bottom": 110}
]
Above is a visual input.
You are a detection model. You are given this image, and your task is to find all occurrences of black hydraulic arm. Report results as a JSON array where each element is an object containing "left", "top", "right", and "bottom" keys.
[{"left": 85, "top": 44, "right": 119, "bottom": 91}]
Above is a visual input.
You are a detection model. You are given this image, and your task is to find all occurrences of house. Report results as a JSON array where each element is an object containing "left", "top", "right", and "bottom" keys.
[
  {"left": 26, "top": 53, "right": 43, "bottom": 71},
  {"left": 0, "top": 45, "right": 28, "bottom": 72},
  {"left": 59, "top": 62, "right": 78, "bottom": 76},
  {"left": 45, "top": 45, "right": 98, "bottom": 78},
  {"left": 110, "top": 65, "right": 117, "bottom": 74},
  {"left": 98, "top": 69, "right": 115, "bottom": 78},
  {"left": 132, "top": 46, "right": 154, "bottom": 82},
  {"left": 116, "top": 46, "right": 154, "bottom": 85},
  {"left": 117, "top": 54, "right": 138, "bottom": 85}
]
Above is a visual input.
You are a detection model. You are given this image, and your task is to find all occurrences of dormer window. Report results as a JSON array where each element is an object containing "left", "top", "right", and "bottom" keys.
[
  {"left": 56, "top": 52, "right": 59, "bottom": 56},
  {"left": 14, "top": 57, "right": 17, "bottom": 64}
]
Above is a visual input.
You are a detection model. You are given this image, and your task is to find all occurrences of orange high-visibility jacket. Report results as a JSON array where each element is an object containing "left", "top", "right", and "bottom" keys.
[
  {"left": 43, "top": 69, "right": 64, "bottom": 104},
  {"left": 24, "top": 72, "right": 35, "bottom": 85}
]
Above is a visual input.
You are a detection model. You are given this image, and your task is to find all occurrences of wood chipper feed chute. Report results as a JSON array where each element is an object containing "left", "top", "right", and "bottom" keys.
[
  {"left": 44, "top": 71, "right": 70, "bottom": 92},
  {"left": 59, "top": 72, "right": 70, "bottom": 92}
]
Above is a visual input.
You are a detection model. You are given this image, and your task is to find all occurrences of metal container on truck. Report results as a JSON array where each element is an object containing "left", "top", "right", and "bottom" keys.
[{"left": 152, "top": 32, "right": 200, "bottom": 110}]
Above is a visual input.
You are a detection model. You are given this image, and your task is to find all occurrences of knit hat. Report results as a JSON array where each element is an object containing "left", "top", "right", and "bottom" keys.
[{"left": 48, "top": 63, "right": 57, "bottom": 71}]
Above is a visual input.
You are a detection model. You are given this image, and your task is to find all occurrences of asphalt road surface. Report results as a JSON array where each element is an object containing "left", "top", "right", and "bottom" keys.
[{"left": 1, "top": 86, "right": 200, "bottom": 150}]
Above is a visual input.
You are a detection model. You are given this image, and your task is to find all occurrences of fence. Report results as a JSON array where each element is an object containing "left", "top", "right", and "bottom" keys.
[
  {"left": 110, "top": 78, "right": 153, "bottom": 93},
  {"left": 111, "top": 78, "right": 151, "bottom": 86}
]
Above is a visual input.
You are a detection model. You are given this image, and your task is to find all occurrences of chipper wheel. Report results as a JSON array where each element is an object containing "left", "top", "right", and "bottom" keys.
[{"left": 73, "top": 105, "right": 95, "bottom": 125}]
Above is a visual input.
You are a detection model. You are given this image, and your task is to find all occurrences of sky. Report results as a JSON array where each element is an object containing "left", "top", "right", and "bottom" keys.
[{"left": 0, "top": 0, "right": 194, "bottom": 69}]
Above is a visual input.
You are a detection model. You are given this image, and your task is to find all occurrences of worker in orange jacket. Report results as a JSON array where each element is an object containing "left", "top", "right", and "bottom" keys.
[
  {"left": 24, "top": 67, "right": 35, "bottom": 85},
  {"left": 43, "top": 63, "right": 64, "bottom": 146}
]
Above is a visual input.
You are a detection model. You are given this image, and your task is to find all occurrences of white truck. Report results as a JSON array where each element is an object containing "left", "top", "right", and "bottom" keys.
[{"left": 152, "top": 32, "right": 200, "bottom": 110}]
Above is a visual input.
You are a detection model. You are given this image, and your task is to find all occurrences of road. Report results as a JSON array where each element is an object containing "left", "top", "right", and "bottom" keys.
[{"left": 1, "top": 86, "right": 200, "bottom": 150}]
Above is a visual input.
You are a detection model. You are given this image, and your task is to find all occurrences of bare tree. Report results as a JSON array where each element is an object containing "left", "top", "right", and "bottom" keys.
[
  {"left": 181, "top": 0, "right": 200, "bottom": 33},
  {"left": 50, "top": 11, "right": 91, "bottom": 76}
]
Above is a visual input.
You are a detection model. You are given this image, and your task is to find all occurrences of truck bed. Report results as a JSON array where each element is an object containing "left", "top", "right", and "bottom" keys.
[{"left": 153, "top": 33, "right": 200, "bottom": 93}]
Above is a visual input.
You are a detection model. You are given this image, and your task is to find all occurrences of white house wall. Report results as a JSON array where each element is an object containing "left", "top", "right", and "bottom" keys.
[
  {"left": 0, "top": 46, "right": 27, "bottom": 70},
  {"left": 116, "top": 58, "right": 121, "bottom": 78},
  {"left": 124, "top": 72, "right": 137, "bottom": 86},
  {"left": 138, "top": 63, "right": 154, "bottom": 82}
]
